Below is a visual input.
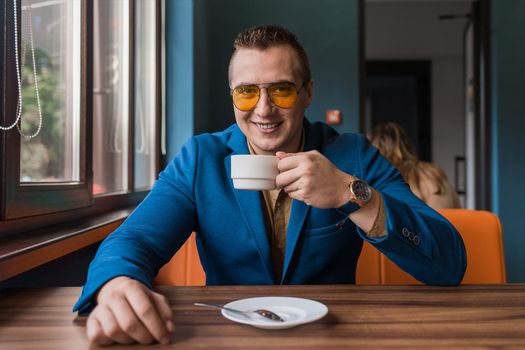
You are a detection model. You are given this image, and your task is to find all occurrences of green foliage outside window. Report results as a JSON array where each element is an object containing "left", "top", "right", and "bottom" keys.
[{"left": 19, "top": 45, "right": 64, "bottom": 181}]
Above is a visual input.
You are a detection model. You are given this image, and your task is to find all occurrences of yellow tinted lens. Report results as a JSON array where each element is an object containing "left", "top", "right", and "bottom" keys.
[
  {"left": 268, "top": 83, "right": 297, "bottom": 108},
  {"left": 232, "top": 85, "right": 260, "bottom": 111}
]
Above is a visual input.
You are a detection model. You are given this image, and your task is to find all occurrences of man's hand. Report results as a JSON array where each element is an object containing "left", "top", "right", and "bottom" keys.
[
  {"left": 275, "top": 150, "right": 351, "bottom": 208},
  {"left": 86, "top": 276, "right": 174, "bottom": 346}
]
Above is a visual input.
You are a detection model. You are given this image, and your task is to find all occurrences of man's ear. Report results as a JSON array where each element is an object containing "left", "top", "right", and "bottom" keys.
[{"left": 305, "top": 79, "right": 314, "bottom": 107}]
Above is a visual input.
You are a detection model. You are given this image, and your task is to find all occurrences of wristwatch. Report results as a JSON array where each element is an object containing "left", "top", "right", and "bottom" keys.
[{"left": 337, "top": 177, "right": 373, "bottom": 216}]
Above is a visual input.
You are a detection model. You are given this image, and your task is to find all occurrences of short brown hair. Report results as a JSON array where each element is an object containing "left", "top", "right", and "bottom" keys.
[{"left": 228, "top": 25, "right": 312, "bottom": 84}]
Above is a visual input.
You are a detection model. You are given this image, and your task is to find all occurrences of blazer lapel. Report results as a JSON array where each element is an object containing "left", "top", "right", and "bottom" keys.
[
  {"left": 280, "top": 119, "right": 323, "bottom": 284},
  {"left": 225, "top": 127, "right": 275, "bottom": 284},
  {"left": 280, "top": 199, "right": 310, "bottom": 284}
]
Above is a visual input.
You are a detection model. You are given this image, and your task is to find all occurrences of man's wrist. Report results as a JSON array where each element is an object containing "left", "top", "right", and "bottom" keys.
[
  {"left": 336, "top": 175, "right": 373, "bottom": 215},
  {"left": 335, "top": 174, "right": 356, "bottom": 208}
]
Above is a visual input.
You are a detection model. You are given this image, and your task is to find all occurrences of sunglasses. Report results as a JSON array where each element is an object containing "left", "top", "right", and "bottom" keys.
[{"left": 231, "top": 81, "right": 305, "bottom": 111}]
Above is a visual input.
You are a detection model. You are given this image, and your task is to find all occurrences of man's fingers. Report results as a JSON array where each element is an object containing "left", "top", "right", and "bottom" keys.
[
  {"left": 126, "top": 288, "right": 171, "bottom": 345},
  {"left": 277, "top": 150, "right": 319, "bottom": 172},
  {"left": 110, "top": 296, "right": 155, "bottom": 344},
  {"left": 86, "top": 310, "right": 115, "bottom": 346},
  {"left": 95, "top": 305, "right": 136, "bottom": 345},
  {"left": 151, "top": 291, "right": 174, "bottom": 332},
  {"left": 87, "top": 314, "right": 114, "bottom": 346},
  {"left": 276, "top": 154, "right": 300, "bottom": 172},
  {"left": 275, "top": 167, "right": 301, "bottom": 189},
  {"left": 275, "top": 151, "right": 295, "bottom": 159},
  {"left": 285, "top": 184, "right": 304, "bottom": 200},
  {"left": 87, "top": 277, "right": 172, "bottom": 345}
]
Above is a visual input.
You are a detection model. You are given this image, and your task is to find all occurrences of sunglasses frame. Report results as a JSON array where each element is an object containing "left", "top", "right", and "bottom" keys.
[{"left": 231, "top": 81, "right": 306, "bottom": 111}]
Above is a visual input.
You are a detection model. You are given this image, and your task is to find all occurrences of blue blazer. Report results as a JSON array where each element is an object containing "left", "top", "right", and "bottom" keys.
[{"left": 74, "top": 119, "right": 466, "bottom": 314}]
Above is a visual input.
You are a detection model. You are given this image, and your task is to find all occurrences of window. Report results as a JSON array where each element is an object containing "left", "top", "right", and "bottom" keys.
[
  {"left": 134, "top": 0, "right": 159, "bottom": 191},
  {"left": 0, "top": 0, "right": 163, "bottom": 236},
  {"left": 92, "top": 0, "right": 130, "bottom": 195},
  {"left": 19, "top": 0, "right": 82, "bottom": 183}
]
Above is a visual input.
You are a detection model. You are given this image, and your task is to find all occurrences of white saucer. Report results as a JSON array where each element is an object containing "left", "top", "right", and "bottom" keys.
[{"left": 221, "top": 296, "right": 328, "bottom": 329}]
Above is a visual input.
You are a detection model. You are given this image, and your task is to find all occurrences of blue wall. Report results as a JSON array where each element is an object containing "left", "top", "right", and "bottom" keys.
[
  {"left": 491, "top": 1, "right": 525, "bottom": 282},
  {"left": 165, "top": 0, "right": 195, "bottom": 160},
  {"left": 166, "top": 0, "right": 361, "bottom": 160}
]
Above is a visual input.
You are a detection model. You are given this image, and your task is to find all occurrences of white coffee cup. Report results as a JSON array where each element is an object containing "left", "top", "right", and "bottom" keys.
[{"left": 231, "top": 155, "right": 279, "bottom": 190}]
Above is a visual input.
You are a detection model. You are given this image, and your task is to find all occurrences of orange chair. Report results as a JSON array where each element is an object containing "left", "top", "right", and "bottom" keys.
[
  {"left": 155, "top": 209, "right": 506, "bottom": 285},
  {"left": 356, "top": 209, "right": 507, "bottom": 284},
  {"left": 154, "top": 232, "right": 205, "bottom": 286}
]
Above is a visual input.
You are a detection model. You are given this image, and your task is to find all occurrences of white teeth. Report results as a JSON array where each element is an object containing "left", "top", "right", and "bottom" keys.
[{"left": 256, "top": 123, "right": 278, "bottom": 129}]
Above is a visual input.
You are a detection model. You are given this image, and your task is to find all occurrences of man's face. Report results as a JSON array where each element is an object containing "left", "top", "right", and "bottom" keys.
[{"left": 229, "top": 45, "right": 313, "bottom": 155}]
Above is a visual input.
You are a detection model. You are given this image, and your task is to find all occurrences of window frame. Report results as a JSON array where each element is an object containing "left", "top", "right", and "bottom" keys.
[{"left": 0, "top": 0, "right": 162, "bottom": 237}]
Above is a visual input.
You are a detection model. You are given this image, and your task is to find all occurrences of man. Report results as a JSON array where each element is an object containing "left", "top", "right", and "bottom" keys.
[{"left": 75, "top": 25, "right": 466, "bottom": 345}]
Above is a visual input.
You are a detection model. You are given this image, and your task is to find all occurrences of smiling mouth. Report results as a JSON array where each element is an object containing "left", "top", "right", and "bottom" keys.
[{"left": 253, "top": 122, "right": 282, "bottom": 131}]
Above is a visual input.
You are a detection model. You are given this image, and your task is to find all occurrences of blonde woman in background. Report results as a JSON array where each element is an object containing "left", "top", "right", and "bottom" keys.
[{"left": 368, "top": 122, "right": 461, "bottom": 209}]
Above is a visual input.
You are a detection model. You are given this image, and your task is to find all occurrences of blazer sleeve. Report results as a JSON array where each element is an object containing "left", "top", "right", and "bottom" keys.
[
  {"left": 73, "top": 138, "right": 200, "bottom": 314},
  {"left": 353, "top": 135, "right": 467, "bottom": 285}
]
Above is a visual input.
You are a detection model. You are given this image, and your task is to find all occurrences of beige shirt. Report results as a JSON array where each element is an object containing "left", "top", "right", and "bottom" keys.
[
  {"left": 260, "top": 188, "right": 291, "bottom": 281},
  {"left": 247, "top": 133, "right": 386, "bottom": 281}
]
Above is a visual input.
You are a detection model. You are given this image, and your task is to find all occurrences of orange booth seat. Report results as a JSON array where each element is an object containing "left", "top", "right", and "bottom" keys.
[{"left": 154, "top": 209, "right": 506, "bottom": 286}]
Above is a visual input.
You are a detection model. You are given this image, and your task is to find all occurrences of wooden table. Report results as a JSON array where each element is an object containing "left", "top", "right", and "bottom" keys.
[{"left": 0, "top": 285, "right": 524, "bottom": 349}]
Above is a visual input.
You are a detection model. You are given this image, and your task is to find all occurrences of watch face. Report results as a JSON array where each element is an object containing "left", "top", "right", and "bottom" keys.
[{"left": 351, "top": 179, "right": 372, "bottom": 202}]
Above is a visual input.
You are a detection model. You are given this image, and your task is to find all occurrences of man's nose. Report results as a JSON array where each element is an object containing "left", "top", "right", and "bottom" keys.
[{"left": 253, "top": 88, "right": 274, "bottom": 117}]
